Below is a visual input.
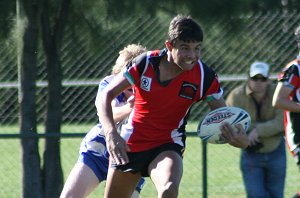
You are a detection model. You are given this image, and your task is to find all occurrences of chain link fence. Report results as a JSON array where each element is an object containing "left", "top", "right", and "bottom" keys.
[{"left": 1, "top": 11, "right": 300, "bottom": 197}]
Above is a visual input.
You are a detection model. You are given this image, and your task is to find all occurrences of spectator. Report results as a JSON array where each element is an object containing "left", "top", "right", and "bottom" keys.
[
  {"left": 60, "top": 44, "right": 147, "bottom": 198},
  {"left": 99, "top": 14, "right": 249, "bottom": 198},
  {"left": 273, "top": 25, "right": 300, "bottom": 198},
  {"left": 226, "top": 61, "right": 286, "bottom": 198}
]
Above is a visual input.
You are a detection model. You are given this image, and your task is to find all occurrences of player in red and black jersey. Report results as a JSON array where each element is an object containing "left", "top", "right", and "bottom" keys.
[
  {"left": 99, "top": 14, "right": 249, "bottom": 198},
  {"left": 273, "top": 25, "right": 300, "bottom": 198},
  {"left": 274, "top": 58, "right": 300, "bottom": 152},
  {"left": 121, "top": 48, "right": 224, "bottom": 153},
  {"left": 273, "top": 26, "right": 300, "bottom": 160}
]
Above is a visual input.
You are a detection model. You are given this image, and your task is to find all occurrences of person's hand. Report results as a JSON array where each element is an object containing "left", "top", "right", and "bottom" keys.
[
  {"left": 293, "top": 147, "right": 300, "bottom": 171},
  {"left": 219, "top": 123, "right": 250, "bottom": 149},
  {"left": 105, "top": 131, "right": 130, "bottom": 165},
  {"left": 248, "top": 128, "right": 260, "bottom": 146},
  {"left": 127, "top": 95, "right": 135, "bottom": 109}
]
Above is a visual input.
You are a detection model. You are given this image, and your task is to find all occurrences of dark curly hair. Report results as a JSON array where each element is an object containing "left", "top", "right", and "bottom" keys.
[{"left": 168, "top": 14, "right": 203, "bottom": 46}]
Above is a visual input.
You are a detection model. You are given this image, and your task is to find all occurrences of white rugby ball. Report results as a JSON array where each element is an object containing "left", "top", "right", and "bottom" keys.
[{"left": 197, "top": 106, "right": 251, "bottom": 144}]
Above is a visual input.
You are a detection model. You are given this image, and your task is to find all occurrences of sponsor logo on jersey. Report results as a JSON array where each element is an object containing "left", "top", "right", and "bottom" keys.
[
  {"left": 141, "top": 76, "right": 151, "bottom": 91},
  {"left": 179, "top": 82, "right": 198, "bottom": 100}
]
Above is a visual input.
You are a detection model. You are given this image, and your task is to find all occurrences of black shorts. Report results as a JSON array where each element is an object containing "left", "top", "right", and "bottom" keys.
[{"left": 111, "top": 143, "right": 184, "bottom": 177}]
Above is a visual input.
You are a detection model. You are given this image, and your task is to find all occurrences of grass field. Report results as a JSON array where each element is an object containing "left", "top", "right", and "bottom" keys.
[{"left": 0, "top": 123, "right": 299, "bottom": 197}]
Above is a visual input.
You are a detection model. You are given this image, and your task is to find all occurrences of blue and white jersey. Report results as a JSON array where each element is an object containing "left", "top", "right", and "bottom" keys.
[
  {"left": 95, "top": 75, "right": 127, "bottom": 124},
  {"left": 79, "top": 74, "right": 128, "bottom": 162},
  {"left": 77, "top": 75, "right": 146, "bottom": 190}
]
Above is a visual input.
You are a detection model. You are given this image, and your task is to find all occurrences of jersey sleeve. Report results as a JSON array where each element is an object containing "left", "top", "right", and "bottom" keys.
[
  {"left": 201, "top": 63, "right": 223, "bottom": 102},
  {"left": 123, "top": 52, "right": 148, "bottom": 86},
  {"left": 95, "top": 76, "right": 110, "bottom": 105},
  {"left": 278, "top": 64, "right": 299, "bottom": 89},
  {"left": 95, "top": 75, "right": 123, "bottom": 107}
]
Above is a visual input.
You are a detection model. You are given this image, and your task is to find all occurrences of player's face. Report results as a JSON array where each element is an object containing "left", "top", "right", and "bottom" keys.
[{"left": 168, "top": 40, "right": 202, "bottom": 71}]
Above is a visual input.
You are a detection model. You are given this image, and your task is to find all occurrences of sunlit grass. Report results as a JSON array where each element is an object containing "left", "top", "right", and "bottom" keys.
[{"left": 0, "top": 122, "right": 299, "bottom": 197}]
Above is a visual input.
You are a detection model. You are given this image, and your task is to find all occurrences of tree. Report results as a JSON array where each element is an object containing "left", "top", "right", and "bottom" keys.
[
  {"left": 41, "top": 0, "right": 71, "bottom": 198},
  {"left": 40, "top": 0, "right": 71, "bottom": 197},
  {"left": 17, "top": 0, "right": 71, "bottom": 197},
  {"left": 17, "top": 0, "right": 42, "bottom": 197},
  {"left": 11, "top": 0, "right": 300, "bottom": 197},
  {"left": 0, "top": 1, "right": 16, "bottom": 39}
]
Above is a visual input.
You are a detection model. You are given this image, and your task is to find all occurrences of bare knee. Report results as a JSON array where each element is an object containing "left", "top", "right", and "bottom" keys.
[{"left": 158, "top": 182, "right": 179, "bottom": 198}]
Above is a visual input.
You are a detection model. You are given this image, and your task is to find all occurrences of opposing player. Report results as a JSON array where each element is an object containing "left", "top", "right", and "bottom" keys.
[
  {"left": 60, "top": 44, "right": 147, "bottom": 198},
  {"left": 99, "top": 14, "right": 249, "bottom": 198}
]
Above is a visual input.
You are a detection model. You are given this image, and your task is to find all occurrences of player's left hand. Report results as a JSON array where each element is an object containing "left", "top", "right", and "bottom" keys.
[
  {"left": 106, "top": 131, "right": 130, "bottom": 165},
  {"left": 220, "top": 123, "right": 250, "bottom": 149}
]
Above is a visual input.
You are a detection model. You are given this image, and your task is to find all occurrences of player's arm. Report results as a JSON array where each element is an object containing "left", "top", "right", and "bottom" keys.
[
  {"left": 207, "top": 97, "right": 226, "bottom": 110},
  {"left": 200, "top": 64, "right": 249, "bottom": 148},
  {"left": 96, "top": 97, "right": 133, "bottom": 124},
  {"left": 273, "top": 82, "right": 300, "bottom": 113},
  {"left": 110, "top": 96, "right": 134, "bottom": 123},
  {"left": 219, "top": 122, "right": 249, "bottom": 149},
  {"left": 206, "top": 97, "right": 249, "bottom": 149},
  {"left": 95, "top": 84, "right": 133, "bottom": 124},
  {"left": 98, "top": 72, "right": 131, "bottom": 165}
]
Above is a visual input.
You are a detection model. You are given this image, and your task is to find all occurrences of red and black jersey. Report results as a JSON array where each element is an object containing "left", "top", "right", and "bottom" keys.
[
  {"left": 278, "top": 58, "right": 300, "bottom": 152},
  {"left": 121, "top": 49, "right": 223, "bottom": 152}
]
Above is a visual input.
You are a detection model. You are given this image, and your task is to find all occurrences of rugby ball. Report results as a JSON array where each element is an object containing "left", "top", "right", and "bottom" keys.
[{"left": 197, "top": 106, "right": 251, "bottom": 144}]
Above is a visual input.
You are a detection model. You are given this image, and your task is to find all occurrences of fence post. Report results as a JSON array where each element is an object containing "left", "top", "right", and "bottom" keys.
[
  {"left": 197, "top": 120, "right": 208, "bottom": 198},
  {"left": 202, "top": 141, "right": 207, "bottom": 198}
]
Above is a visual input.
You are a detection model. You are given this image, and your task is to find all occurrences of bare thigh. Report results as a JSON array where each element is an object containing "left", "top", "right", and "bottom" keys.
[
  {"left": 60, "top": 162, "right": 99, "bottom": 198},
  {"left": 104, "top": 167, "right": 142, "bottom": 198},
  {"left": 148, "top": 150, "right": 183, "bottom": 195}
]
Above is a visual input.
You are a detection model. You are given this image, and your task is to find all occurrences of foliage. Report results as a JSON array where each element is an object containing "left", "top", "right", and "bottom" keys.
[
  {"left": 2, "top": 0, "right": 300, "bottom": 42},
  {"left": 0, "top": 1, "right": 15, "bottom": 39}
]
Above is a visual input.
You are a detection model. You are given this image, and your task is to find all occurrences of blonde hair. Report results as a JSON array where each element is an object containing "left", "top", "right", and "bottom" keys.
[{"left": 111, "top": 44, "right": 147, "bottom": 75}]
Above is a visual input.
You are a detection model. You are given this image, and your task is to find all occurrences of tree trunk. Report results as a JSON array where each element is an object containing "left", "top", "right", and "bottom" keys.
[
  {"left": 40, "top": 0, "right": 71, "bottom": 197},
  {"left": 17, "top": 0, "right": 42, "bottom": 197},
  {"left": 43, "top": 49, "right": 64, "bottom": 197}
]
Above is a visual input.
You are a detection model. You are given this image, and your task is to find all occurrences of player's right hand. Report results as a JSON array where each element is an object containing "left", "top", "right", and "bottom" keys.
[
  {"left": 220, "top": 123, "right": 250, "bottom": 149},
  {"left": 127, "top": 95, "right": 135, "bottom": 109}
]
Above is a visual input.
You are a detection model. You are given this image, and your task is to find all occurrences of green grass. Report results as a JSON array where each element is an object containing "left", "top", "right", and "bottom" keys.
[{"left": 0, "top": 123, "right": 299, "bottom": 197}]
